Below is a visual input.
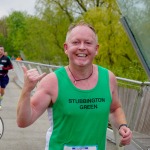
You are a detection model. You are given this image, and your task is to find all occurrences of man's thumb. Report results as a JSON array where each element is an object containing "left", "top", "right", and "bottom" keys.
[{"left": 38, "top": 73, "right": 47, "bottom": 81}]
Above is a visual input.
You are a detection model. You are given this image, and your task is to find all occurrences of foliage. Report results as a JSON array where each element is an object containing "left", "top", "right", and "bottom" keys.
[
  {"left": 23, "top": 11, "right": 70, "bottom": 65},
  {"left": 5, "top": 11, "right": 28, "bottom": 57},
  {"left": 0, "top": 17, "right": 12, "bottom": 54}
]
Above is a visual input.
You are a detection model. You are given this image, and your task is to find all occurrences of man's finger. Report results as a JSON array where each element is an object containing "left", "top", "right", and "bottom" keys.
[{"left": 22, "top": 65, "right": 28, "bottom": 74}]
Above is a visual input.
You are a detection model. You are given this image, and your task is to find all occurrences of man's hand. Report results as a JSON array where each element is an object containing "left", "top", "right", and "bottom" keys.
[
  {"left": 119, "top": 126, "right": 132, "bottom": 146},
  {"left": 22, "top": 66, "right": 47, "bottom": 91}
]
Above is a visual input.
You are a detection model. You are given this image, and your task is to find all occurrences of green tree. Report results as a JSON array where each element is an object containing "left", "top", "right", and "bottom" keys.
[
  {"left": 6, "top": 11, "right": 28, "bottom": 56},
  {"left": 23, "top": 14, "right": 68, "bottom": 65},
  {"left": 0, "top": 17, "right": 12, "bottom": 53}
]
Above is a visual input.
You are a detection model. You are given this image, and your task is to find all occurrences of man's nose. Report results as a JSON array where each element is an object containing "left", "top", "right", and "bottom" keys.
[{"left": 78, "top": 42, "right": 86, "bottom": 50}]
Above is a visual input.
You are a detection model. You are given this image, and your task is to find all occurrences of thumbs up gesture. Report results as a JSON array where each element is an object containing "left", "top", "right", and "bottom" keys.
[{"left": 22, "top": 66, "right": 47, "bottom": 91}]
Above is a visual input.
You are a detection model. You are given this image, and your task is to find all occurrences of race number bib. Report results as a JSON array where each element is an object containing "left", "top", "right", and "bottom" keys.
[{"left": 64, "top": 145, "right": 97, "bottom": 150}]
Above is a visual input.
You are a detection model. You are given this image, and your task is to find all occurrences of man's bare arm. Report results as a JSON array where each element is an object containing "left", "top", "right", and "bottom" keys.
[
  {"left": 109, "top": 71, "right": 132, "bottom": 146},
  {"left": 17, "top": 66, "right": 50, "bottom": 127}
]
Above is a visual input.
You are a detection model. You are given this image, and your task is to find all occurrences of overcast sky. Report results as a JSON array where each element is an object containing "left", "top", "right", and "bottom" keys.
[{"left": 0, "top": 0, "right": 36, "bottom": 18}]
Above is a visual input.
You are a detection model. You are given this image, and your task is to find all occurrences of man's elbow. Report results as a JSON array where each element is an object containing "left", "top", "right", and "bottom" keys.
[{"left": 17, "top": 118, "right": 30, "bottom": 128}]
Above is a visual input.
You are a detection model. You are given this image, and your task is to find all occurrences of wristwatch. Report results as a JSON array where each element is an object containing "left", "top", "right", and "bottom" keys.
[{"left": 118, "top": 124, "right": 128, "bottom": 130}]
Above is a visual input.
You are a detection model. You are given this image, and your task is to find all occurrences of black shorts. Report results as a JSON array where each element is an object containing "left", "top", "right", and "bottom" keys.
[{"left": 0, "top": 75, "right": 9, "bottom": 88}]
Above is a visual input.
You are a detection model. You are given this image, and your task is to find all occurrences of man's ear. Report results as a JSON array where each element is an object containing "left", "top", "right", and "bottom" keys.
[
  {"left": 64, "top": 43, "right": 68, "bottom": 54},
  {"left": 95, "top": 44, "right": 99, "bottom": 55}
]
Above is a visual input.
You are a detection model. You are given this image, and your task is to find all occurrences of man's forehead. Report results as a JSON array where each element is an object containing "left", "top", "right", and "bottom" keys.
[
  {"left": 70, "top": 26, "right": 95, "bottom": 36},
  {"left": 70, "top": 26, "right": 96, "bottom": 39},
  {"left": 0, "top": 47, "right": 4, "bottom": 50}
]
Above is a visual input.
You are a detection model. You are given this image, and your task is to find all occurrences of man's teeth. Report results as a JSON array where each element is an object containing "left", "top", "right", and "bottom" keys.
[{"left": 77, "top": 54, "right": 87, "bottom": 57}]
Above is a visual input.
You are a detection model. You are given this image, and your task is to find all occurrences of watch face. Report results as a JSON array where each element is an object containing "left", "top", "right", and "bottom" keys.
[{"left": 0, "top": 117, "right": 4, "bottom": 139}]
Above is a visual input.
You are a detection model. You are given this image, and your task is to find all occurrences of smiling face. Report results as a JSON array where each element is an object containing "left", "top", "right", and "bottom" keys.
[{"left": 64, "top": 25, "right": 99, "bottom": 67}]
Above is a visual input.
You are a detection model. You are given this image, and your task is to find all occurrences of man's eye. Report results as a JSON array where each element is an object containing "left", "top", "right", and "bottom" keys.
[
  {"left": 86, "top": 42, "right": 91, "bottom": 45},
  {"left": 72, "top": 41, "right": 79, "bottom": 44}
]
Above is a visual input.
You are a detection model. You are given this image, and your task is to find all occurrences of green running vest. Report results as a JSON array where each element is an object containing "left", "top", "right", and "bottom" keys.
[{"left": 48, "top": 65, "right": 112, "bottom": 150}]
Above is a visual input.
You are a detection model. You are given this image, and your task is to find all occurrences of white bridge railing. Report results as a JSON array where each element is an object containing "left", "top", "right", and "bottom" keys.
[{"left": 12, "top": 60, "right": 150, "bottom": 150}]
